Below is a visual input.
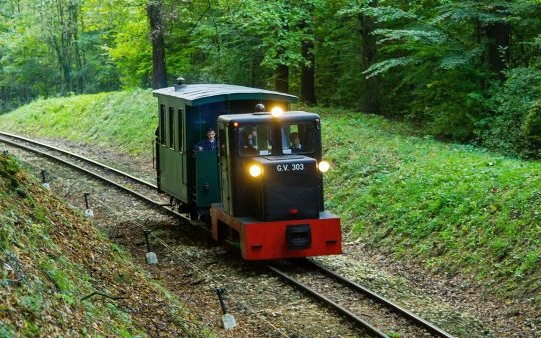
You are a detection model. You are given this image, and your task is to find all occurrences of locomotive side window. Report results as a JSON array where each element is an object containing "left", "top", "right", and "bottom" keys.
[
  {"left": 168, "top": 107, "right": 174, "bottom": 149},
  {"left": 159, "top": 104, "right": 166, "bottom": 146},
  {"left": 177, "top": 108, "right": 183, "bottom": 151}
]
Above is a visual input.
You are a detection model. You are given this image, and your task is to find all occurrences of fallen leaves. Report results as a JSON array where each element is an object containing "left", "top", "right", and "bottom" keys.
[{"left": 0, "top": 157, "right": 200, "bottom": 337}]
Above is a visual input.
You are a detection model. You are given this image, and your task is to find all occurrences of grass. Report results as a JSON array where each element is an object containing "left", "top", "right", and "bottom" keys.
[
  {"left": 0, "top": 89, "right": 156, "bottom": 155},
  {"left": 1, "top": 91, "right": 540, "bottom": 305},
  {"left": 315, "top": 108, "right": 541, "bottom": 298}
]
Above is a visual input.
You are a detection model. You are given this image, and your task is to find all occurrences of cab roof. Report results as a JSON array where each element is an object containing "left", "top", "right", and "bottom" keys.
[
  {"left": 153, "top": 83, "right": 298, "bottom": 106},
  {"left": 218, "top": 111, "right": 320, "bottom": 124}
]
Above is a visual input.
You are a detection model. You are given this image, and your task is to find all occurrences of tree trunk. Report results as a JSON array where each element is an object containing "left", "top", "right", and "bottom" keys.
[
  {"left": 359, "top": 0, "right": 379, "bottom": 114},
  {"left": 299, "top": 2, "right": 316, "bottom": 105},
  {"left": 147, "top": 0, "right": 167, "bottom": 89},
  {"left": 274, "top": 64, "right": 289, "bottom": 93},
  {"left": 301, "top": 37, "right": 316, "bottom": 105},
  {"left": 485, "top": 7, "right": 511, "bottom": 81},
  {"left": 69, "top": 1, "right": 83, "bottom": 93}
]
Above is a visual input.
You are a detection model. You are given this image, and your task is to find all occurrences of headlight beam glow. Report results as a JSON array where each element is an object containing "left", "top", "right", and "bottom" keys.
[
  {"left": 318, "top": 160, "right": 330, "bottom": 173},
  {"left": 249, "top": 164, "right": 263, "bottom": 177},
  {"left": 270, "top": 107, "right": 284, "bottom": 118}
]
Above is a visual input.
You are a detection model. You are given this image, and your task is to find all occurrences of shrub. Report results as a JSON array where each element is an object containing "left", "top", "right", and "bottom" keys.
[{"left": 477, "top": 67, "right": 541, "bottom": 158}]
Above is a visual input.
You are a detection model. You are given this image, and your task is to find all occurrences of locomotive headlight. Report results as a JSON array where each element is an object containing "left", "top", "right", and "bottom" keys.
[
  {"left": 271, "top": 106, "right": 284, "bottom": 118},
  {"left": 249, "top": 164, "right": 263, "bottom": 177},
  {"left": 318, "top": 160, "right": 330, "bottom": 173}
]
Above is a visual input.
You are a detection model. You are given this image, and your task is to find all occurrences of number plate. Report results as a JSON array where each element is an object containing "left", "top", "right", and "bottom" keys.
[{"left": 276, "top": 163, "right": 305, "bottom": 172}]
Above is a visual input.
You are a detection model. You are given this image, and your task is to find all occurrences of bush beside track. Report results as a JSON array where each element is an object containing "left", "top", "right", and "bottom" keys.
[{"left": 1, "top": 90, "right": 540, "bottom": 307}]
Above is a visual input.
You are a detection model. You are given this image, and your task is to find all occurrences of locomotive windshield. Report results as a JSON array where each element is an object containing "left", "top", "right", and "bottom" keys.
[
  {"left": 281, "top": 123, "right": 315, "bottom": 154},
  {"left": 239, "top": 124, "right": 272, "bottom": 156},
  {"left": 238, "top": 122, "right": 315, "bottom": 156}
]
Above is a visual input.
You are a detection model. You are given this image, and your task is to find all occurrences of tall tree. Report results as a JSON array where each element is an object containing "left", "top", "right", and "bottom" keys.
[
  {"left": 485, "top": 4, "right": 511, "bottom": 80},
  {"left": 275, "top": 64, "right": 290, "bottom": 93},
  {"left": 358, "top": 0, "right": 379, "bottom": 114},
  {"left": 38, "top": 0, "right": 85, "bottom": 94},
  {"left": 300, "top": 1, "right": 316, "bottom": 105},
  {"left": 147, "top": 0, "right": 167, "bottom": 89}
]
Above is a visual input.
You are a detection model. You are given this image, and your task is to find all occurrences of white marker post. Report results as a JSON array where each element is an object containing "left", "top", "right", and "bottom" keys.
[
  {"left": 143, "top": 230, "right": 158, "bottom": 265},
  {"left": 216, "top": 288, "right": 236, "bottom": 330},
  {"left": 83, "top": 192, "right": 93, "bottom": 218}
]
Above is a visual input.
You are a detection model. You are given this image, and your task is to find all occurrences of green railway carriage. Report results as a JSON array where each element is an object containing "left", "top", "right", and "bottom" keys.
[{"left": 153, "top": 82, "right": 297, "bottom": 218}]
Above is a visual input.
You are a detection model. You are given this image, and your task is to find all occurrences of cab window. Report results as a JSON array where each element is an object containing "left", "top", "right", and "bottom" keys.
[
  {"left": 238, "top": 125, "right": 272, "bottom": 156},
  {"left": 282, "top": 123, "right": 314, "bottom": 154}
]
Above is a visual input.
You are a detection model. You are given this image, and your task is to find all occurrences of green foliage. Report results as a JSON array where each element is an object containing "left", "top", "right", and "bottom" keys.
[
  {"left": 376, "top": 28, "right": 447, "bottom": 44},
  {"left": 2, "top": 0, "right": 541, "bottom": 162},
  {"left": 359, "top": 1, "right": 494, "bottom": 139},
  {"left": 522, "top": 100, "right": 541, "bottom": 155},
  {"left": 0, "top": 322, "right": 15, "bottom": 338},
  {"left": 313, "top": 0, "right": 368, "bottom": 108},
  {"left": 99, "top": 11, "right": 151, "bottom": 88},
  {"left": 0, "top": 154, "right": 22, "bottom": 192},
  {"left": 0, "top": 0, "right": 124, "bottom": 112},
  {"left": 179, "top": 0, "right": 314, "bottom": 87},
  {"left": 363, "top": 57, "right": 412, "bottom": 78},
  {"left": 478, "top": 67, "right": 541, "bottom": 158},
  {"left": 39, "top": 257, "right": 78, "bottom": 294}
]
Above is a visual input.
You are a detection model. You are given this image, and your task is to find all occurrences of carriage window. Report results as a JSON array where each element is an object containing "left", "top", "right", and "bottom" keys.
[
  {"left": 159, "top": 104, "right": 166, "bottom": 145},
  {"left": 282, "top": 123, "right": 315, "bottom": 154},
  {"left": 177, "top": 108, "right": 183, "bottom": 151},
  {"left": 168, "top": 107, "right": 174, "bottom": 149}
]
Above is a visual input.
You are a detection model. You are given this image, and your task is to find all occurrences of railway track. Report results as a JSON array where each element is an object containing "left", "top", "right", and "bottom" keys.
[
  {"left": 0, "top": 131, "right": 185, "bottom": 219},
  {"left": 269, "top": 258, "right": 456, "bottom": 337},
  {"left": 1, "top": 131, "right": 459, "bottom": 337}
]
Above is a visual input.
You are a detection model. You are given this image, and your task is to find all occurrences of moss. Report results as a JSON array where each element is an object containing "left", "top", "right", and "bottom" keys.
[{"left": 0, "top": 154, "right": 21, "bottom": 191}]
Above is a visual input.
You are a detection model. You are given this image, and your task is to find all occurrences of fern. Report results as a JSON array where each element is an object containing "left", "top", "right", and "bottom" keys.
[
  {"left": 337, "top": 5, "right": 418, "bottom": 24},
  {"left": 439, "top": 47, "right": 484, "bottom": 69},
  {"left": 375, "top": 28, "right": 447, "bottom": 45},
  {"left": 363, "top": 57, "right": 414, "bottom": 78}
]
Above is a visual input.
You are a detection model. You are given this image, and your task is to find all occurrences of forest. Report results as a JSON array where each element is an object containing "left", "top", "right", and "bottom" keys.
[{"left": 1, "top": 0, "right": 541, "bottom": 159}]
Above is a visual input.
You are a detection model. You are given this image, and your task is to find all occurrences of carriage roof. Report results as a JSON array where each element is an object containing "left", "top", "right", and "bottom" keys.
[{"left": 153, "top": 84, "right": 298, "bottom": 106}]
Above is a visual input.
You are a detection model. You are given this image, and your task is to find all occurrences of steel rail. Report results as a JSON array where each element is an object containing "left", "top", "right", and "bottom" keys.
[
  {"left": 2, "top": 132, "right": 455, "bottom": 337},
  {"left": 1, "top": 133, "right": 293, "bottom": 337},
  {"left": 307, "top": 258, "right": 456, "bottom": 338},
  {"left": 0, "top": 133, "right": 183, "bottom": 220},
  {"left": 269, "top": 259, "right": 456, "bottom": 338},
  {"left": 268, "top": 264, "right": 388, "bottom": 338},
  {"left": 0, "top": 131, "right": 157, "bottom": 189}
]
